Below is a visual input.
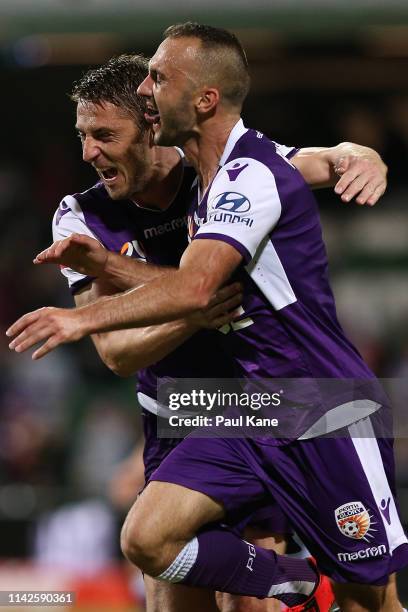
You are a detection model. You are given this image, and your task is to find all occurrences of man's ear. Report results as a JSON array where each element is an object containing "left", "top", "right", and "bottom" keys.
[{"left": 196, "top": 88, "right": 220, "bottom": 115}]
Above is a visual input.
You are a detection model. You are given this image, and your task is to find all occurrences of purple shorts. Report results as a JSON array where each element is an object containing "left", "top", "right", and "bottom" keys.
[
  {"left": 150, "top": 416, "right": 408, "bottom": 585},
  {"left": 142, "top": 409, "right": 291, "bottom": 535}
]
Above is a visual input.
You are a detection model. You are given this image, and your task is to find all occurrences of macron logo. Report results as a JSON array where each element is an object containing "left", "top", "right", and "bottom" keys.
[
  {"left": 337, "top": 544, "right": 387, "bottom": 562},
  {"left": 55, "top": 202, "right": 71, "bottom": 226},
  {"left": 380, "top": 498, "right": 392, "bottom": 525},
  {"left": 144, "top": 216, "right": 187, "bottom": 239}
]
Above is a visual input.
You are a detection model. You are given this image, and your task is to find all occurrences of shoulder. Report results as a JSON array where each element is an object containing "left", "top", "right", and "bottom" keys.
[
  {"left": 232, "top": 129, "right": 298, "bottom": 170},
  {"left": 209, "top": 153, "right": 279, "bottom": 208},
  {"left": 52, "top": 182, "right": 109, "bottom": 240}
]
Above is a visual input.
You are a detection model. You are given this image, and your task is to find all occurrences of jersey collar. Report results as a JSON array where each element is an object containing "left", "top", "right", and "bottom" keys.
[{"left": 218, "top": 118, "right": 248, "bottom": 168}]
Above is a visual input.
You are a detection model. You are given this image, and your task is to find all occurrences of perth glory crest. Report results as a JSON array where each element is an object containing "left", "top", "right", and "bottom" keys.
[{"left": 335, "top": 501, "right": 377, "bottom": 542}]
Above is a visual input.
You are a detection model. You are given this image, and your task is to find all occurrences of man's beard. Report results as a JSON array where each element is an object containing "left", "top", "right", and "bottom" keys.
[{"left": 154, "top": 108, "right": 193, "bottom": 147}]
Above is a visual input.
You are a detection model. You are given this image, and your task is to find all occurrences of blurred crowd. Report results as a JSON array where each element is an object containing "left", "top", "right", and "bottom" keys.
[{"left": 0, "top": 61, "right": 407, "bottom": 605}]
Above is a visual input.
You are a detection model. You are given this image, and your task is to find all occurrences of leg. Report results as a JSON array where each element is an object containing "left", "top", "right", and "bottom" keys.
[
  {"left": 333, "top": 582, "right": 388, "bottom": 612},
  {"left": 121, "top": 480, "right": 225, "bottom": 575},
  {"left": 121, "top": 436, "right": 321, "bottom": 607},
  {"left": 383, "top": 574, "right": 404, "bottom": 611},
  {"left": 332, "top": 574, "right": 404, "bottom": 612},
  {"left": 144, "top": 575, "right": 219, "bottom": 612},
  {"left": 219, "top": 530, "right": 286, "bottom": 612},
  {"left": 136, "top": 413, "right": 222, "bottom": 612},
  {"left": 257, "top": 418, "right": 408, "bottom": 611}
]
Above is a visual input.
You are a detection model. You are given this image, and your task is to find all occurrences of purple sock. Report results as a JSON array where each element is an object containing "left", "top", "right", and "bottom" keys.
[{"left": 158, "top": 526, "right": 318, "bottom": 606}]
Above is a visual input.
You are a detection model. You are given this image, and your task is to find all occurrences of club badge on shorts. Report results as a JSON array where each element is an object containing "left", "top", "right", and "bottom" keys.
[{"left": 335, "top": 501, "right": 375, "bottom": 541}]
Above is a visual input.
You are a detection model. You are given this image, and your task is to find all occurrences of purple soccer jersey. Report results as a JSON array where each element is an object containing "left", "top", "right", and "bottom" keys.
[
  {"left": 150, "top": 120, "right": 408, "bottom": 585},
  {"left": 53, "top": 161, "right": 234, "bottom": 403},
  {"left": 53, "top": 157, "right": 293, "bottom": 535},
  {"left": 187, "top": 120, "right": 384, "bottom": 440}
]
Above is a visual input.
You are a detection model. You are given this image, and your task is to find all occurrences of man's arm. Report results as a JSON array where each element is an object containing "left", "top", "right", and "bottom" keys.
[
  {"left": 292, "top": 142, "right": 387, "bottom": 205},
  {"left": 7, "top": 239, "right": 241, "bottom": 359},
  {"left": 35, "top": 233, "right": 172, "bottom": 291},
  {"left": 74, "top": 275, "right": 242, "bottom": 376}
]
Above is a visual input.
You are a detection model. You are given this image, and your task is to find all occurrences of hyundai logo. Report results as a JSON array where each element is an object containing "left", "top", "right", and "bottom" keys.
[{"left": 212, "top": 192, "right": 251, "bottom": 213}]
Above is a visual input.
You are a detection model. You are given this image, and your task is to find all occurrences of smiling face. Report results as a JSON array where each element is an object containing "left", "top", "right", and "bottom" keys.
[
  {"left": 76, "top": 100, "right": 152, "bottom": 200},
  {"left": 138, "top": 37, "right": 201, "bottom": 147}
]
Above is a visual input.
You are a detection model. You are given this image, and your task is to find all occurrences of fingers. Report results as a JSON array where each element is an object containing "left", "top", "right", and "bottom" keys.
[
  {"left": 334, "top": 157, "right": 387, "bottom": 205},
  {"left": 7, "top": 308, "right": 77, "bottom": 360},
  {"left": 334, "top": 164, "right": 362, "bottom": 199},
  {"left": 334, "top": 156, "right": 349, "bottom": 176},
  {"left": 355, "top": 182, "right": 386, "bottom": 206},
  {"left": 208, "top": 293, "right": 243, "bottom": 320},
  {"left": 337, "top": 173, "right": 369, "bottom": 203},
  {"left": 34, "top": 234, "right": 88, "bottom": 265},
  {"left": 34, "top": 238, "right": 73, "bottom": 264},
  {"left": 34, "top": 241, "right": 63, "bottom": 264},
  {"left": 8, "top": 322, "right": 54, "bottom": 354},
  {"left": 366, "top": 184, "right": 386, "bottom": 206},
  {"left": 207, "top": 307, "right": 243, "bottom": 330},
  {"left": 209, "top": 282, "right": 242, "bottom": 307},
  {"left": 6, "top": 310, "right": 42, "bottom": 339},
  {"left": 32, "top": 337, "right": 62, "bottom": 360}
]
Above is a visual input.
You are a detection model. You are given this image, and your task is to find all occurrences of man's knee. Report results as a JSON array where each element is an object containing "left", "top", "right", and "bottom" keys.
[
  {"left": 120, "top": 508, "right": 165, "bottom": 573},
  {"left": 120, "top": 480, "right": 223, "bottom": 575},
  {"left": 332, "top": 581, "right": 387, "bottom": 611}
]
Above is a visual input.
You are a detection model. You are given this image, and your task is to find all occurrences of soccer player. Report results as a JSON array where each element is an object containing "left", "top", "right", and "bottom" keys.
[
  {"left": 46, "top": 54, "right": 384, "bottom": 612},
  {"left": 7, "top": 28, "right": 405, "bottom": 610}
]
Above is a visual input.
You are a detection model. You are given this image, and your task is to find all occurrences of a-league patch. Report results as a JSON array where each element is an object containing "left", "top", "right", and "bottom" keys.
[{"left": 335, "top": 501, "right": 376, "bottom": 541}]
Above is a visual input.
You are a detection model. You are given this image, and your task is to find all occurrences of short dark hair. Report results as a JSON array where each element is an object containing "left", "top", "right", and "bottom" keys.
[
  {"left": 70, "top": 54, "right": 149, "bottom": 129},
  {"left": 163, "top": 22, "right": 250, "bottom": 110}
]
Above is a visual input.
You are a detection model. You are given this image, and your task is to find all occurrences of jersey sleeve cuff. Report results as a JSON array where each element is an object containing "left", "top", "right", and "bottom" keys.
[
  {"left": 287, "top": 147, "right": 300, "bottom": 159},
  {"left": 70, "top": 275, "right": 96, "bottom": 295},
  {"left": 194, "top": 232, "right": 252, "bottom": 264}
]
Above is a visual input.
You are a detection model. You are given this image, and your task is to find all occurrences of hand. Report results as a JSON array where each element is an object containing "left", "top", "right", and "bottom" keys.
[
  {"left": 6, "top": 307, "right": 87, "bottom": 360},
  {"left": 333, "top": 148, "right": 387, "bottom": 206},
  {"left": 34, "top": 234, "right": 108, "bottom": 277},
  {"left": 188, "top": 282, "right": 243, "bottom": 329}
]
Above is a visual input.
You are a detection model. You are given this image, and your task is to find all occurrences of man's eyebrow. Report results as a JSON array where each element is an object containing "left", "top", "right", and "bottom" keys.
[{"left": 75, "top": 127, "right": 115, "bottom": 136}]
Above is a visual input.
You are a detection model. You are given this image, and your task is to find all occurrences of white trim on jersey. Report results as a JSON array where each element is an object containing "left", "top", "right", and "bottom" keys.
[
  {"left": 138, "top": 391, "right": 190, "bottom": 418},
  {"left": 137, "top": 391, "right": 161, "bottom": 415},
  {"left": 218, "top": 119, "right": 248, "bottom": 166},
  {"left": 52, "top": 196, "right": 103, "bottom": 289},
  {"left": 217, "top": 119, "right": 296, "bottom": 167},
  {"left": 197, "top": 157, "right": 282, "bottom": 260},
  {"left": 299, "top": 399, "right": 381, "bottom": 440},
  {"left": 274, "top": 143, "right": 298, "bottom": 160},
  {"left": 349, "top": 417, "right": 408, "bottom": 555},
  {"left": 246, "top": 237, "right": 297, "bottom": 310}
]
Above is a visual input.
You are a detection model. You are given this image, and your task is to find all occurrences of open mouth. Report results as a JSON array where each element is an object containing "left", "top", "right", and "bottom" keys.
[
  {"left": 144, "top": 105, "right": 161, "bottom": 125},
  {"left": 98, "top": 167, "right": 118, "bottom": 182}
]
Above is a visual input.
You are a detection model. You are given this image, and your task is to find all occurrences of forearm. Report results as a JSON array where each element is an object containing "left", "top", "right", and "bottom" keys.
[
  {"left": 93, "top": 319, "right": 197, "bottom": 377},
  {"left": 75, "top": 279, "right": 197, "bottom": 375},
  {"left": 102, "top": 251, "right": 175, "bottom": 290},
  {"left": 292, "top": 146, "right": 337, "bottom": 188},
  {"left": 293, "top": 142, "right": 386, "bottom": 190},
  {"left": 79, "top": 268, "right": 206, "bottom": 335}
]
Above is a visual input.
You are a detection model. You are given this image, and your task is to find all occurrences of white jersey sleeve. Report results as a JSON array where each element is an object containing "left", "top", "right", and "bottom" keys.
[
  {"left": 195, "top": 157, "right": 282, "bottom": 262},
  {"left": 273, "top": 142, "right": 298, "bottom": 160},
  {"left": 52, "top": 195, "right": 103, "bottom": 292}
]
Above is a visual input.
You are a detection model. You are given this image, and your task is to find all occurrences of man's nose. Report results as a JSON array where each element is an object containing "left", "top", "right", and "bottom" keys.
[
  {"left": 82, "top": 137, "right": 100, "bottom": 163},
  {"left": 137, "top": 74, "right": 153, "bottom": 97}
]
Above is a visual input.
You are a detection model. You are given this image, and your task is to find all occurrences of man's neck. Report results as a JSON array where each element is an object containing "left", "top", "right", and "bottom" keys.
[
  {"left": 132, "top": 146, "right": 182, "bottom": 211},
  {"left": 183, "top": 114, "right": 241, "bottom": 193}
]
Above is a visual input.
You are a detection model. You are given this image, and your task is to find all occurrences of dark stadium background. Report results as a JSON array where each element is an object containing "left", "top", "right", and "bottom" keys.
[{"left": 1, "top": 1, "right": 408, "bottom": 609}]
